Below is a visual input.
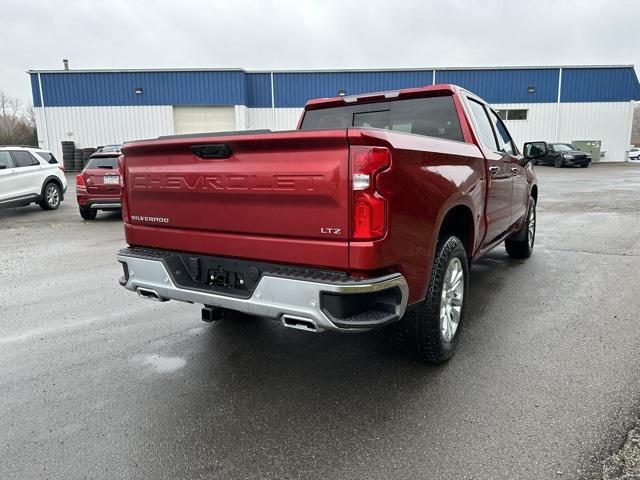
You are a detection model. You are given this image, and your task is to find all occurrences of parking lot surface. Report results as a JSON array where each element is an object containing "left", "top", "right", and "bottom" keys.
[{"left": 2, "top": 163, "right": 640, "bottom": 479}]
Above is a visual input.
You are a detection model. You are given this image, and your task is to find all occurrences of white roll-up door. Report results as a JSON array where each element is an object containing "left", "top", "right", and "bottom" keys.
[{"left": 173, "top": 106, "right": 236, "bottom": 134}]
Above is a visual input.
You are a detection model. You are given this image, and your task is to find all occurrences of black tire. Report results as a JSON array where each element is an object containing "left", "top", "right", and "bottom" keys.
[
  {"left": 554, "top": 157, "right": 563, "bottom": 168},
  {"left": 79, "top": 207, "right": 97, "bottom": 220},
  {"left": 392, "top": 236, "right": 469, "bottom": 364},
  {"left": 39, "top": 182, "right": 61, "bottom": 210},
  {"left": 505, "top": 198, "right": 536, "bottom": 259},
  {"left": 580, "top": 164, "right": 589, "bottom": 168},
  {"left": 531, "top": 158, "right": 538, "bottom": 166}
]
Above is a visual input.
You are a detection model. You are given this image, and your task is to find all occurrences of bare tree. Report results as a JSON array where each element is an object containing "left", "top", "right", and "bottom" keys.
[{"left": 0, "top": 90, "right": 37, "bottom": 146}]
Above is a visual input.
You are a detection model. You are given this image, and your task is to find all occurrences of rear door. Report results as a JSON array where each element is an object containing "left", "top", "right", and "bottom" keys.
[
  {"left": 0, "top": 151, "right": 17, "bottom": 201},
  {"left": 9, "top": 151, "right": 42, "bottom": 197},
  {"left": 466, "top": 99, "right": 513, "bottom": 245},
  {"left": 84, "top": 156, "right": 121, "bottom": 197}
]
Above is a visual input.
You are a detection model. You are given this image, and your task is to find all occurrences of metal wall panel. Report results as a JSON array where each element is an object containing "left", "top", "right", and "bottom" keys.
[
  {"left": 490, "top": 103, "right": 557, "bottom": 151},
  {"left": 31, "top": 71, "right": 247, "bottom": 107},
  {"left": 273, "top": 70, "right": 434, "bottom": 107},
  {"left": 491, "top": 102, "right": 633, "bottom": 161},
  {"left": 437, "top": 69, "right": 560, "bottom": 103},
  {"left": 30, "top": 67, "right": 640, "bottom": 109},
  {"left": 557, "top": 102, "right": 634, "bottom": 161},
  {"left": 246, "top": 108, "right": 304, "bottom": 131},
  {"left": 246, "top": 73, "right": 272, "bottom": 108},
  {"left": 36, "top": 102, "right": 633, "bottom": 163},
  {"left": 561, "top": 68, "right": 640, "bottom": 102},
  {"left": 35, "top": 106, "right": 174, "bottom": 161}
]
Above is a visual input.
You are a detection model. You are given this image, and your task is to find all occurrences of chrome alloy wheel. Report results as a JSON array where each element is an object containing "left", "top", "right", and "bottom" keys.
[
  {"left": 440, "top": 257, "right": 464, "bottom": 343},
  {"left": 527, "top": 203, "right": 536, "bottom": 248},
  {"left": 46, "top": 185, "right": 60, "bottom": 208}
]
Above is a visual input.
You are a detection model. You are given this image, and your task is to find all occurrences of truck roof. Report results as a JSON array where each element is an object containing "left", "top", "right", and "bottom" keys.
[{"left": 304, "top": 84, "right": 463, "bottom": 110}]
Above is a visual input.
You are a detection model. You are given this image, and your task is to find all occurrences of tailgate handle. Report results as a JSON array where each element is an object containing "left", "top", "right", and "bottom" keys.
[{"left": 190, "top": 144, "right": 232, "bottom": 159}]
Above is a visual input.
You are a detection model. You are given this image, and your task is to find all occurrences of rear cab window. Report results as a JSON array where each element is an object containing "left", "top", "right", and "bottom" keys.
[{"left": 300, "top": 95, "right": 464, "bottom": 142}]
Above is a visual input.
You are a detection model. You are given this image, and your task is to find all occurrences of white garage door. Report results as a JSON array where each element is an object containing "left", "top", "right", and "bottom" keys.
[{"left": 173, "top": 106, "right": 236, "bottom": 134}]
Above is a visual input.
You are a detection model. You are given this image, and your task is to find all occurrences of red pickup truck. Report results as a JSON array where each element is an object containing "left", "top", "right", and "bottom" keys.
[{"left": 117, "top": 84, "right": 537, "bottom": 363}]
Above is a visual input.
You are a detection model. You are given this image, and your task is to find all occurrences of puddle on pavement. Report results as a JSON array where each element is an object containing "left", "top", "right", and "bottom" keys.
[{"left": 132, "top": 354, "right": 186, "bottom": 373}]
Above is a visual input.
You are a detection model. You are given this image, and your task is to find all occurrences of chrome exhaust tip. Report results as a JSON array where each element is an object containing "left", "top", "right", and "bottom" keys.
[
  {"left": 137, "top": 287, "right": 166, "bottom": 302},
  {"left": 281, "top": 314, "right": 320, "bottom": 332}
]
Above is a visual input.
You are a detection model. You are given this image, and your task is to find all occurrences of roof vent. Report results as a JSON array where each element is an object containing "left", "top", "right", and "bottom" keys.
[{"left": 63, "top": 59, "right": 69, "bottom": 70}]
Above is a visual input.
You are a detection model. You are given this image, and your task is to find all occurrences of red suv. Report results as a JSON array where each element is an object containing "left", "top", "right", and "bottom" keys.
[{"left": 76, "top": 147, "right": 122, "bottom": 220}]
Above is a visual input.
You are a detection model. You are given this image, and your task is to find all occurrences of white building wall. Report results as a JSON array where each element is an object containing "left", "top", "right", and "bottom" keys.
[
  {"left": 246, "top": 108, "right": 304, "bottom": 131},
  {"left": 35, "top": 106, "right": 174, "bottom": 161},
  {"left": 37, "top": 102, "right": 633, "bottom": 163},
  {"left": 556, "top": 102, "right": 634, "bottom": 161},
  {"left": 492, "top": 101, "right": 634, "bottom": 161},
  {"left": 490, "top": 103, "right": 557, "bottom": 152}
]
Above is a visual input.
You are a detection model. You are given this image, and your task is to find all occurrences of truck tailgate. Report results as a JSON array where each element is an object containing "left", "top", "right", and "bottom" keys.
[{"left": 121, "top": 130, "right": 350, "bottom": 268}]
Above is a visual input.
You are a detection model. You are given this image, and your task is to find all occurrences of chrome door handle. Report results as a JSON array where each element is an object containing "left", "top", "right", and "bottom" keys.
[
  {"left": 511, "top": 167, "right": 519, "bottom": 174},
  {"left": 488, "top": 166, "right": 500, "bottom": 174}
]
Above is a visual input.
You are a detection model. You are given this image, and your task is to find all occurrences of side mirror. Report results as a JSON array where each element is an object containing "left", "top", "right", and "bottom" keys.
[{"left": 523, "top": 142, "right": 548, "bottom": 159}]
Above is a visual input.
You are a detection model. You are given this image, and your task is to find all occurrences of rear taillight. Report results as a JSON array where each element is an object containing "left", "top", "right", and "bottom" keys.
[
  {"left": 118, "top": 155, "right": 130, "bottom": 223},
  {"left": 75, "top": 174, "right": 85, "bottom": 187},
  {"left": 350, "top": 146, "right": 390, "bottom": 240}
]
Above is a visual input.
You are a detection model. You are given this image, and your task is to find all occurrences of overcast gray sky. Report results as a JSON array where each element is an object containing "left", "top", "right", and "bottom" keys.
[{"left": 2, "top": 0, "right": 638, "bottom": 106}]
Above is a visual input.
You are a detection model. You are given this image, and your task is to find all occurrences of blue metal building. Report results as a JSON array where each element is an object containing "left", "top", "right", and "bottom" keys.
[{"left": 28, "top": 65, "right": 640, "bottom": 161}]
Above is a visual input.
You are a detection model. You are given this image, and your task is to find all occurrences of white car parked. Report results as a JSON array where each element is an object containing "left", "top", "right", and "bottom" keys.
[{"left": 0, "top": 146, "right": 67, "bottom": 211}]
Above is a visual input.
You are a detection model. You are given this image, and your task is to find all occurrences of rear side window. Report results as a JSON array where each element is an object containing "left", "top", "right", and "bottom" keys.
[
  {"left": 301, "top": 96, "right": 464, "bottom": 142},
  {"left": 488, "top": 110, "right": 516, "bottom": 155},
  {"left": 10, "top": 151, "right": 40, "bottom": 167},
  {"left": 36, "top": 151, "right": 58, "bottom": 164},
  {"left": 0, "top": 151, "right": 14, "bottom": 168},
  {"left": 467, "top": 100, "right": 498, "bottom": 150}
]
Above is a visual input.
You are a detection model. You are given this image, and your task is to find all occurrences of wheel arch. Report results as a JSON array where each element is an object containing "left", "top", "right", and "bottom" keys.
[
  {"left": 436, "top": 204, "right": 475, "bottom": 261},
  {"left": 41, "top": 175, "right": 64, "bottom": 200}
]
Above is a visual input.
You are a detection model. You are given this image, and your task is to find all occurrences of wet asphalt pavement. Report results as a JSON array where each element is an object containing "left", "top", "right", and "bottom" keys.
[{"left": 1, "top": 163, "right": 640, "bottom": 479}]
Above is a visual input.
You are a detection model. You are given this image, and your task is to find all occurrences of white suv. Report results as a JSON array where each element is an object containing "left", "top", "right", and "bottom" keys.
[{"left": 0, "top": 146, "right": 68, "bottom": 211}]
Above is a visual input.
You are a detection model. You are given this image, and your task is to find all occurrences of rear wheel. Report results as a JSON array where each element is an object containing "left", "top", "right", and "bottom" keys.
[
  {"left": 505, "top": 198, "right": 536, "bottom": 259},
  {"left": 39, "top": 182, "right": 61, "bottom": 210},
  {"left": 393, "top": 236, "right": 468, "bottom": 364},
  {"left": 79, "top": 207, "right": 97, "bottom": 220}
]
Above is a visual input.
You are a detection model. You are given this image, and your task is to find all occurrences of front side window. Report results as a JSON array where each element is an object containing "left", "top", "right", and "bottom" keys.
[
  {"left": 488, "top": 110, "right": 516, "bottom": 155},
  {"left": 301, "top": 95, "right": 464, "bottom": 142},
  {"left": 10, "top": 151, "right": 39, "bottom": 168},
  {"left": 0, "top": 151, "right": 15, "bottom": 169},
  {"left": 467, "top": 99, "right": 497, "bottom": 150}
]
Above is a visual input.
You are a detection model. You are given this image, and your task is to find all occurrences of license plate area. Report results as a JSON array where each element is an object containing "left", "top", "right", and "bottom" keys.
[{"left": 104, "top": 175, "right": 120, "bottom": 184}]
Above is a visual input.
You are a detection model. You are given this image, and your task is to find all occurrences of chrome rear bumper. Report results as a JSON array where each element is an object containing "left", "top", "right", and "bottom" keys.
[{"left": 117, "top": 249, "right": 409, "bottom": 332}]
